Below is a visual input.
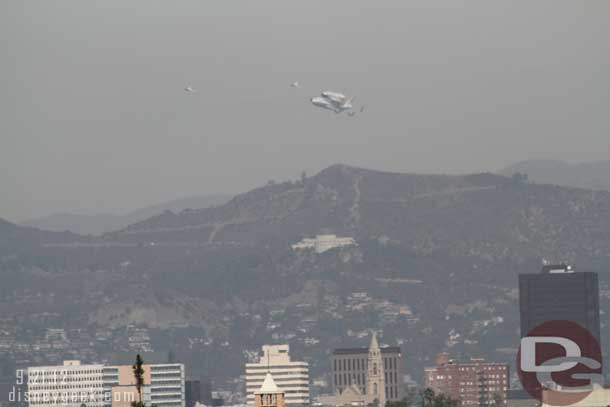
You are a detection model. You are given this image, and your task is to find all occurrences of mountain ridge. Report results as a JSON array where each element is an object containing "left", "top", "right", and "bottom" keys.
[
  {"left": 104, "top": 164, "right": 610, "bottom": 271},
  {"left": 500, "top": 159, "right": 610, "bottom": 191},
  {"left": 20, "top": 194, "right": 232, "bottom": 235}
]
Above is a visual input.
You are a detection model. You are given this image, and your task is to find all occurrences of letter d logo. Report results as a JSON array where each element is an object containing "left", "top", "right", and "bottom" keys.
[
  {"left": 520, "top": 336, "right": 581, "bottom": 372},
  {"left": 517, "top": 320, "right": 603, "bottom": 406}
]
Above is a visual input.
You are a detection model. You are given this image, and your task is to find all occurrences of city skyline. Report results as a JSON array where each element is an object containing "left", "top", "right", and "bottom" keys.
[{"left": 2, "top": 2, "right": 610, "bottom": 407}]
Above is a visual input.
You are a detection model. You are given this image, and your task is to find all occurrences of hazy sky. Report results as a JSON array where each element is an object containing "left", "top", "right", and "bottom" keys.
[{"left": 2, "top": 1, "right": 609, "bottom": 222}]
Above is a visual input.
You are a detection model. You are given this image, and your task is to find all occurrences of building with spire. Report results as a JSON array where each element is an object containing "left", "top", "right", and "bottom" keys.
[
  {"left": 245, "top": 345, "right": 310, "bottom": 406},
  {"left": 329, "top": 332, "right": 403, "bottom": 406},
  {"left": 254, "top": 373, "right": 286, "bottom": 407},
  {"left": 365, "top": 333, "right": 385, "bottom": 407}
]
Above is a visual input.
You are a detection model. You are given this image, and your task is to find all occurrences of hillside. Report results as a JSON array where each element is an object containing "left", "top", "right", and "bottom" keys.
[
  {"left": 21, "top": 194, "right": 232, "bottom": 235},
  {"left": 500, "top": 160, "right": 610, "bottom": 191},
  {"left": 110, "top": 164, "right": 610, "bottom": 269},
  {"left": 0, "top": 164, "right": 609, "bottom": 389},
  {"left": 0, "top": 217, "right": 84, "bottom": 252}
]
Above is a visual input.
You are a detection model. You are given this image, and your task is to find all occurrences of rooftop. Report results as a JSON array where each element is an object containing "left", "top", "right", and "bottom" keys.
[{"left": 255, "top": 373, "right": 283, "bottom": 395}]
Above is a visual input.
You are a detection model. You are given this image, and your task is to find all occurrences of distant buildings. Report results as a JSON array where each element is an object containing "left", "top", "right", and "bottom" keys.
[
  {"left": 245, "top": 345, "right": 309, "bottom": 406},
  {"left": 186, "top": 380, "right": 201, "bottom": 407},
  {"left": 104, "top": 362, "right": 185, "bottom": 407},
  {"left": 186, "top": 378, "right": 212, "bottom": 407},
  {"left": 27, "top": 360, "right": 185, "bottom": 407},
  {"left": 28, "top": 360, "right": 105, "bottom": 407},
  {"left": 329, "top": 332, "right": 403, "bottom": 406},
  {"left": 424, "top": 353, "right": 509, "bottom": 407},
  {"left": 291, "top": 235, "right": 356, "bottom": 254},
  {"left": 519, "top": 264, "right": 601, "bottom": 344}
]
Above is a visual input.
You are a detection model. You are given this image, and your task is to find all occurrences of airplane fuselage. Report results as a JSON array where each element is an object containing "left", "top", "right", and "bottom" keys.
[{"left": 311, "top": 91, "right": 353, "bottom": 114}]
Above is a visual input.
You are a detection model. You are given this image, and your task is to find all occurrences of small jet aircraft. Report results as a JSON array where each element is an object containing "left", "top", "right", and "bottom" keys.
[
  {"left": 311, "top": 90, "right": 355, "bottom": 114},
  {"left": 184, "top": 86, "right": 196, "bottom": 93},
  {"left": 291, "top": 81, "right": 302, "bottom": 88}
]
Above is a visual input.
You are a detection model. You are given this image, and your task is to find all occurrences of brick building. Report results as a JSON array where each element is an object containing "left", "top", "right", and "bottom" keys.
[{"left": 424, "top": 353, "right": 509, "bottom": 407}]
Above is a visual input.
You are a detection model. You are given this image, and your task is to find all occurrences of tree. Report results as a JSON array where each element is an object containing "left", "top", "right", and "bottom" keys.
[
  {"left": 421, "top": 388, "right": 435, "bottom": 407},
  {"left": 492, "top": 393, "right": 503, "bottom": 407},
  {"left": 419, "top": 388, "right": 459, "bottom": 407},
  {"left": 132, "top": 354, "right": 145, "bottom": 406},
  {"left": 434, "top": 394, "right": 459, "bottom": 407},
  {"left": 386, "top": 387, "right": 419, "bottom": 407}
]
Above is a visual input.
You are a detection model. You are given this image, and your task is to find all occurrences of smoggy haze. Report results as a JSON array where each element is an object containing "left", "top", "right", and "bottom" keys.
[{"left": 2, "top": 1, "right": 609, "bottom": 222}]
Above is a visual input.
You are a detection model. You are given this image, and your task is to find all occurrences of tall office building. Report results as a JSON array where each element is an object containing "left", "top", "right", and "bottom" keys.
[
  {"left": 245, "top": 345, "right": 309, "bottom": 407},
  {"left": 27, "top": 360, "right": 105, "bottom": 407},
  {"left": 331, "top": 332, "right": 404, "bottom": 404},
  {"left": 424, "top": 353, "right": 509, "bottom": 407},
  {"left": 519, "top": 264, "right": 600, "bottom": 344},
  {"left": 28, "top": 360, "right": 184, "bottom": 407},
  {"left": 185, "top": 377, "right": 212, "bottom": 407},
  {"left": 103, "top": 363, "right": 185, "bottom": 407}
]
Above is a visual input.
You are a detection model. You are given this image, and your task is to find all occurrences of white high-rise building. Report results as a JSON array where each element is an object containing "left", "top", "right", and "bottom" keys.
[
  {"left": 245, "top": 345, "right": 309, "bottom": 406},
  {"left": 103, "top": 363, "right": 185, "bottom": 407},
  {"left": 27, "top": 360, "right": 105, "bottom": 407},
  {"left": 148, "top": 364, "right": 185, "bottom": 407},
  {"left": 27, "top": 360, "right": 184, "bottom": 407}
]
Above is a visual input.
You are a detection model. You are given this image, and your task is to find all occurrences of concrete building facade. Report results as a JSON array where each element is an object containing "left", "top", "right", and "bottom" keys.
[
  {"left": 27, "top": 360, "right": 184, "bottom": 407},
  {"left": 27, "top": 360, "right": 105, "bottom": 407},
  {"left": 104, "top": 363, "right": 184, "bottom": 407},
  {"left": 245, "top": 345, "right": 309, "bottom": 407}
]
